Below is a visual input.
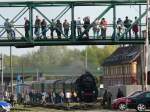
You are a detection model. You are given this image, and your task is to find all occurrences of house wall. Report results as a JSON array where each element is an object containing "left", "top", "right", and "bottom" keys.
[{"left": 103, "top": 61, "right": 139, "bottom": 87}]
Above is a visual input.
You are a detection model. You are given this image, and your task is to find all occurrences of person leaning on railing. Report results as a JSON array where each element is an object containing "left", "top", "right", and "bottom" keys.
[{"left": 4, "top": 18, "right": 15, "bottom": 39}]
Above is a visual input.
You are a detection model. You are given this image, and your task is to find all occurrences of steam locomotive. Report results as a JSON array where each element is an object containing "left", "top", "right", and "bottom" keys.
[
  {"left": 31, "top": 71, "right": 98, "bottom": 103},
  {"left": 75, "top": 72, "right": 98, "bottom": 102}
]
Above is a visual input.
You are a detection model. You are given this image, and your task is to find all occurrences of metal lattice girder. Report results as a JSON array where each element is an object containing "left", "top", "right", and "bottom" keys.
[
  {"left": 71, "top": 4, "right": 75, "bottom": 41},
  {"left": 12, "top": 8, "right": 29, "bottom": 37},
  {"left": 112, "top": 5, "right": 116, "bottom": 40},
  {"left": 36, "top": 6, "right": 71, "bottom": 37},
  {"left": 0, "top": 7, "right": 28, "bottom": 38},
  {"left": 0, "top": 0, "right": 147, "bottom": 46},
  {"left": 0, "top": 14, "right": 6, "bottom": 20},
  {"left": 80, "top": 5, "right": 113, "bottom": 38},
  {"left": 119, "top": 9, "right": 147, "bottom": 39},
  {"left": 29, "top": 5, "right": 34, "bottom": 42},
  {"left": 34, "top": 7, "right": 68, "bottom": 39},
  {"left": 54, "top": 6, "right": 70, "bottom": 21},
  {"left": 11, "top": 7, "right": 27, "bottom": 23}
]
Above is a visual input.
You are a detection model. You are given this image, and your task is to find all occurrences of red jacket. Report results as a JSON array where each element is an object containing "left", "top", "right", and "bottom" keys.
[
  {"left": 100, "top": 20, "right": 108, "bottom": 29},
  {"left": 132, "top": 24, "right": 139, "bottom": 32}
]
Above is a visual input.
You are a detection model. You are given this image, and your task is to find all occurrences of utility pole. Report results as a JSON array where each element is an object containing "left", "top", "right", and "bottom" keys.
[
  {"left": 141, "top": 45, "right": 145, "bottom": 91},
  {"left": 10, "top": 46, "right": 13, "bottom": 94},
  {"left": 1, "top": 54, "right": 3, "bottom": 100},
  {"left": 144, "top": 0, "right": 150, "bottom": 91}
]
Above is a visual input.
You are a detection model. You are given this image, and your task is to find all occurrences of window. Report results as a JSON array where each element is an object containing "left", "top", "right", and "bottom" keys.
[
  {"left": 117, "top": 66, "right": 120, "bottom": 75},
  {"left": 106, "top": 67, "right": 107, "bottom": 75},
  {"left": 108, "top": 67, "right": 110, "bottom": 75},
  {"left": 104, "top": 67, "right": 106, "bottom": 75},
  {"left": 115, "top": 66, "right": 117, "bottom": 75},
  {"left": 127, "top": 65, "right": 129, "bottom": 74},
  {"left": 120, "top": 66, "right": 122, "bottom": 75}
]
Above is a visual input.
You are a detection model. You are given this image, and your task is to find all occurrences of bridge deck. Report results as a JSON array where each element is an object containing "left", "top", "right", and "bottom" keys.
[{"left": 0, "top": 38, "right": 146, "bottom": 47}]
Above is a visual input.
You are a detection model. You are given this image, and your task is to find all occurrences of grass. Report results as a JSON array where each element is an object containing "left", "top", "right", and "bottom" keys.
[
  {"left": 11, "top": 105, "right": 81, "bottom": 112},
  {"left": 10, "top": 102, "right": 102, "bottom": 112},
  {"left": 11, "top": 105, "right": 56, "bottom": 112}
]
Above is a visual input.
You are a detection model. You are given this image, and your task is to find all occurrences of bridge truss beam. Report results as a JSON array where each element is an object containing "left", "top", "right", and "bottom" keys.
[{"left": 0, "top": 0, "right": 147, "bottom": 46}]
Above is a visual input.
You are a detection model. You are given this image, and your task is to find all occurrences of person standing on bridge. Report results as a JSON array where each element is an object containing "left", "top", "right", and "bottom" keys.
[
  {"left": 100, "top": 18, "right": 108, "bottom": 39},
  {"left": 83, "top": 16, "right": 90, "bottom": 39},
  {"left": 124, "top": 16, "right": 132, "bottom": 39},
  {"left": 50, "top": 19, "right": 55, "bottom": 39},
  {"left": 4, "top": 18, "right": 11, "bottom": 38},
  {"left": 41, "top": 19, "right": 47, "bottom": 39},
  {"left": 4, "top": 19, "right": 15, "bottom": 39},
  {"left": 63, "top": 19, "right": 69, "bottom": 37},
  {"left": 116, "top": 18, "right": 124, "bottom": 37},
  {"left": 132, "top": 16, "right": 139, "bottom": 39},
  {"left": 24, "top": 17, "right": 30, "bottom": 38},
  {"left": 56, "top": 20, "right": 62, "bottom": 39},
  {"left": 34, "top": 16, "right": 41, "bottom": 39},
  {"left": 93, "top": 19, "right": 100, "bottom": 39},
  {"left": 76, "top": 17, "right": 82, "bottom": 37}
]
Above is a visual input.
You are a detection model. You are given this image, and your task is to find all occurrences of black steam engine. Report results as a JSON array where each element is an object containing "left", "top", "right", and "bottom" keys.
[
  {"left": 31, "top": 71, "right": 98, "bottom": 103},
  {"left": 75, "top": 72, "right": 98, "bottom": 102}
]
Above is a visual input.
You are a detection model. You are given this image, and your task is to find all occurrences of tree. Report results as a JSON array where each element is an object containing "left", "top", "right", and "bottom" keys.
[{"left": 3, "top": 45, "right": 117, "bottom": 75}]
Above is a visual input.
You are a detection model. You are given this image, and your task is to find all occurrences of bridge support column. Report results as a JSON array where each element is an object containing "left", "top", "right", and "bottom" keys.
[
  {"left": 139, "top": 5, "right": 142, "bottom": 38},
  {"left": 29, "top": 6, "right": 33, "bottom": 41},
  {"left": 71, "top": 4, "right": 76, "bottom": 40},
  {"left": 113, "top": 5, "right": 116, "bottom": 40}
]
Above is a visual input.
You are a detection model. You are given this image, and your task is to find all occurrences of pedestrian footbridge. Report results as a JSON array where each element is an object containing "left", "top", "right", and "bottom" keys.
[{"left": 0, "top": 0, "right": 147, "bottom": 46}]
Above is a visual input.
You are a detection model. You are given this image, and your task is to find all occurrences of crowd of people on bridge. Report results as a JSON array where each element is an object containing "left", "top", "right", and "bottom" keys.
[{"left": 3, "top": 15, "right": 142, "bottom": 40}]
